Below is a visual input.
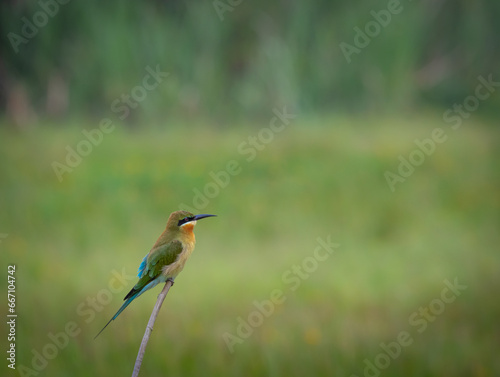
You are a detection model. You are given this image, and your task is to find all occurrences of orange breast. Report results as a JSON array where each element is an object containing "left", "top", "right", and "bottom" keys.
[
  {"left": 182, "top": 223, "right": 195, "bottom": 233},
  {"left": 180, "top": 224, "right": 196, "bottom": 245}
]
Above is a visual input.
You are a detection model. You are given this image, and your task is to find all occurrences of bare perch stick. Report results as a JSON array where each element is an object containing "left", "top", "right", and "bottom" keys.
[{"left": 132, "top": 280, "right": 173, "bottom": 377}]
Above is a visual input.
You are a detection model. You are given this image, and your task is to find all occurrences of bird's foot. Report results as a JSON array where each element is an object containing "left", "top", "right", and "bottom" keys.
[{"left": 167, "top": 278, "right": 175, "bottom": 286}]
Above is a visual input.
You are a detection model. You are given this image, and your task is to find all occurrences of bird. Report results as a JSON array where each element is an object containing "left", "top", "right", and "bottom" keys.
[{"left": 94, "top": 210, "right": 216, "bottom": 339}]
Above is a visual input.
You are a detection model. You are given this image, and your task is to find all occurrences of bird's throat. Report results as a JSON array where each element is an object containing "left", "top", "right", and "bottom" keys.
[{"left": 181, "top": 223, "right": 195, "bottom": 233}]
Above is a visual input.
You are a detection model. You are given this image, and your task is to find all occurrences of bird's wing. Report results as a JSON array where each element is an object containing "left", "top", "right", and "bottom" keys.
[
  {"left": 95, "top": 240, "right": 184, "bottom": 339},
  {"left": 124, "top": 240, "right": 183, "bottom": 300},
  {"left": 137, "top": 254, "right": 148, "bottom": 278},
  {"left": 146, "top": 239, "right": 184, "bottom": 278}
]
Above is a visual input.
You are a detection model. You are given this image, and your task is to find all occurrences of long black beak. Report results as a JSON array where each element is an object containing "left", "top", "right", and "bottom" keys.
[{"left": 194, "top": 214, "right": 217, "bottom": 221}]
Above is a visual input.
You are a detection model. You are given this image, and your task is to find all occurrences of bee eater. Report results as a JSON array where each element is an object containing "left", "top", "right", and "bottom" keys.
[{"left": 95, "top": 211, "right": 216, "bottom": 338}]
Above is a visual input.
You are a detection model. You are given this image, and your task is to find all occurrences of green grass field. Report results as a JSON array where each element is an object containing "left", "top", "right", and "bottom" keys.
[{"left": 1, "top": 114, "right": 499, "bottom": 376}]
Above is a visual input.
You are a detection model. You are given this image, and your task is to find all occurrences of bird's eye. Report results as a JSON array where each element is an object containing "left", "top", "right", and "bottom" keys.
[{"left": 178, "top": 217, "right": 189, "bottom": 226}]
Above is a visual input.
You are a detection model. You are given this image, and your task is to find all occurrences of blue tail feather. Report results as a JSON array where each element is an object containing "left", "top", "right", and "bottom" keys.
[
  {"left": 94, "top": 293, "right": 139, "bottom": 339},
  {"left": 94, "top": 279, "right": 161, "bottom": 339}
]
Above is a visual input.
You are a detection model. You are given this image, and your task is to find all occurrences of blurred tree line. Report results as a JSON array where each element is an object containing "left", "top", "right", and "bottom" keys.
[{"left": 0, "top": 0, "right": 498, "bottom": 127}]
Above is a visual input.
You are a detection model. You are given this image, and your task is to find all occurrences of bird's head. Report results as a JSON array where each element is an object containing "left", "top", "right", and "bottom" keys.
[{"left": 167, "top": 210, "right": 216, "bottom": 233}]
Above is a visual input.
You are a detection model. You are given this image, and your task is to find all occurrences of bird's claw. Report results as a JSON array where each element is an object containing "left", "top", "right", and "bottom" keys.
[{"left": 167, "top": 278, "right": 175, "bottom": 286}]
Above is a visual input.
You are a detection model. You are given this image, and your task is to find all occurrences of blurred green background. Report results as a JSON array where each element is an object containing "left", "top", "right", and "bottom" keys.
[{"left": 1, "top": 1, "right": 499, "bottom": 376}]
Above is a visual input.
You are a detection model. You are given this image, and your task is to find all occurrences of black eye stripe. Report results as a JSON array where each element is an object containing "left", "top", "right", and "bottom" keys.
[{"left": 178, "top": 216, "right": 194, "bottom": 226}]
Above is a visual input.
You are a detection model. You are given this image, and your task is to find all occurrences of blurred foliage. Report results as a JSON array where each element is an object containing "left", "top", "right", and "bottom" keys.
[
  {"left": 1, "top": 0, "right": 499, "bottom": 125},
  {"left": 0, "top": 115, "right": 499, "bottom": 376},
  {"left": 0, "top": 1, "right": 499, "bottom": 375}
]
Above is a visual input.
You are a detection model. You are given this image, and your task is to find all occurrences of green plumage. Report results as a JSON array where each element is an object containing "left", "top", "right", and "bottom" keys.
[
  {"left": 124, "top": 240, "right": 183, "bottom": 300},
  {"left": 94, "top": 211, "right": 215, "bottom": 339}
]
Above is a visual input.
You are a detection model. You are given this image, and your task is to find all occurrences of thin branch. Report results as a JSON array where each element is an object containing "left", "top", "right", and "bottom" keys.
[{"left": 132, "top": 280, "right": 173, "bottom": 377}]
